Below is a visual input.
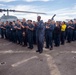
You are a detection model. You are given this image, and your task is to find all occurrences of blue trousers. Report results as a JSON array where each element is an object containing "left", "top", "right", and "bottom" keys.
[
  {"left": 74, "top": 31, "right": 76, "bottom": 41},
  {"left": 36, "top": 35, "right": 44, "bottom": 52},
  {"left": 61, "top": 31, "right": 65, "bottom": 44},
  {"left": 16, "top": 30, "right": 22, "bottom": 44},
  {"left": 54, "top": 34, "right": 60, "bottom": 46},
  {"left": 28, "top": 33, "right": 33, "bottom": 48},
  {"left": 67, "top": 31, "right": 73, "bottom": 42},
  {"left": 45, "top": 33, "right": 53, "bottom": 48}
]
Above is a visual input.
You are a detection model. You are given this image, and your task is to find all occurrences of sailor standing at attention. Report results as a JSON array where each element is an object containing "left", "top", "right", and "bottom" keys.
[{"left": 36, "top": 16, "right": 45, "bottom": 53}]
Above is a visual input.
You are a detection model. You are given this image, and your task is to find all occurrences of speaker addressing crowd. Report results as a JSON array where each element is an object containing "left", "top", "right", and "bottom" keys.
[{"left": 0, "top": 16, "right": 76, "bottom": 53}]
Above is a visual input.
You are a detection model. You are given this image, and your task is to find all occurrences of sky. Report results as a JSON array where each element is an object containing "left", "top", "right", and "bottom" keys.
[{"left": 0, "top": 0, "right": 76, "bottom": 21}]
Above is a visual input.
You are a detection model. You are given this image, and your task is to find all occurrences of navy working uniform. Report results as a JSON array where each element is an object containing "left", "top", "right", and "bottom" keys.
[
  {"left": 0, "top": 23, "right": 6, "bottom": 38},
  {"left": 45, "top": 23, "right": 54, "bottom": 50},
  {"left": 16, "top": 23, "right": 22, "bottom": 45},
  {"left": 5, "top": 24, "right": 11, "bottom": 40},
  {"left": 27, "top": 21, "right": 34, "bottom": 49},
  {"left": 9, "top": 22, "right": 13, "bottom": 41},
  {"left": 54, "top": 24, "right": 61, "bottom": 47},
  {"left": 33, "top": 24, "right": 37, "bottom": 45},
  {"left": 12, "top": 23, "right": 17, "bottom": 43},
  {"left": 74, "top": 23, "right": 76, "bottom": 41},
  {"left": 36, "top": 20, "right": 45, "bottom": 53},
  {"left": 67, "top": 23, "right": 74, "bottom": 43},
  {"left": 22, "top": 22, "right": 28, "bottom": 46}
]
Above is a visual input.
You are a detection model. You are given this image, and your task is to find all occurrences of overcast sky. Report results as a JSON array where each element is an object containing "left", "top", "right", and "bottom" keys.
[{"left": 0, "top": 0, "right": 76, "bottom": 21}]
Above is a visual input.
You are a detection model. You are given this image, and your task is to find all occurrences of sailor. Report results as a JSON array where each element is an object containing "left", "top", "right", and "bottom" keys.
[
  {"left": 21, "top": 18, "right": 28, "bottom": 47},
  {"left": 12, "top": 21, "right": 17, "bottom": 43},
  {"left": 26, "top": 20, "right": 34, "bottom": 49},
  {"left": 54, "top": 21, "right": 61, "bottom": 47},
  {"left": 16, "top": 20, "right": 22, "bottom": 45},
  {"left": 73, "top": 20, "right": 76, "bottom": 41},
  {"left": 45, "top": 19, "right": 54, "bottom": 50},
  {"left": 67, "top": 20, "right": 74, "bottom": 43},
  {"left": 61, "top": 21, "right": 66, "bottom": 45},
  {"left": 33, "top": 21, "right": 37, "bottom": 45},
  {"left": 36, "top": 16, "right": 45, "bottom": 53},
  {"left": 5, "top": 21, "right": 11, "bottom": 40},
  {"left": 0, "top": 22, "right": 5, "bottom": 39}
]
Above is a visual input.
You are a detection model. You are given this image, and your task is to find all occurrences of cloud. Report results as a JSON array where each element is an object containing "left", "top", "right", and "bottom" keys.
[
  {"left": 8, "top": 4, "right": 47, "bottom": 13},
  {"left": 0, "top": 0, "right": 16, "bottom": 2},
  {"left": 23, "top": 0, "right": 53, "bottom": 2},
  {"left": 0, "top": 4, "right": 76, "bottom": 21},
  {"left": 0, "top": 0, "right": 53, "bottom": 2},
  {"left": 47, "top": 6, "right": 76, "bottom": 21},
  {"left": 8, "top": 5, "right": 37, "bottom": 11},
  {"left": 0, "top": 4, "right": 6, "bottom": 6},
  {"left": 4, "top": 4, "right": 49, "bottom": 21},
  {"left": 7, "top": 4, "right": 46, "bottom": 19}
]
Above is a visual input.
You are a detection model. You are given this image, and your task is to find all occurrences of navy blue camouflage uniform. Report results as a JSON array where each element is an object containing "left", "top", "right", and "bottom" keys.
[
  {"left": 16, "top": 24, "right": 22, "bottom": 45},
  {"left": 45, "top": 24, "right": 54, "bottom": 49},
  {"left": 22, "top": 22, "right": 28, "bottom": 46},
  {"left": 27, "top": 24, "right": 34, "bottom": 49},
  {"left": 36, "top": 20, "right": 45, "bottom": 53},
  {"left": 67, "top": 24, "right": 74, "bottom": 43}
]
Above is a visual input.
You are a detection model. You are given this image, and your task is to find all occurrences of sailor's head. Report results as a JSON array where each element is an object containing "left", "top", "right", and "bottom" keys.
[
  {"left": 22, "top": 18, "right": 26, "bottom": 22},
  {"left": 27, "top": 20, "right": 32, "bottom": 24},
  {"left": 37, "top": 16, "right": 41, "bottom": 21},
  {"left": 48, "top": 19, "right": 51, "bottom": 24}
]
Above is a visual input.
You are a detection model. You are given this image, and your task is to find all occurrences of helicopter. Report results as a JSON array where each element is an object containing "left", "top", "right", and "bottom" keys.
[
  {"left": 0, "top": 9, "right": 56, "bottom": 22},
  {"left": 0, "top": 9, "right": 47, "bottom": 22}
]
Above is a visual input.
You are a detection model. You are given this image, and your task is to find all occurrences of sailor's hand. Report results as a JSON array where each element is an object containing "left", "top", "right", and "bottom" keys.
[
  {"left": 26, "top": 26, "right": 29, "bottom": 29},
  {"left": 22, "top": 26, "right": 24, "bottom": 28},
  {"left": 11, "top": 28, "right": 12, "bottom": 30},
  {"left": 14, "top": 26, "right": 17, "bottom": 28},
  {"left": 46, "top": 26, "right": 49, "bottom": 28}
]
